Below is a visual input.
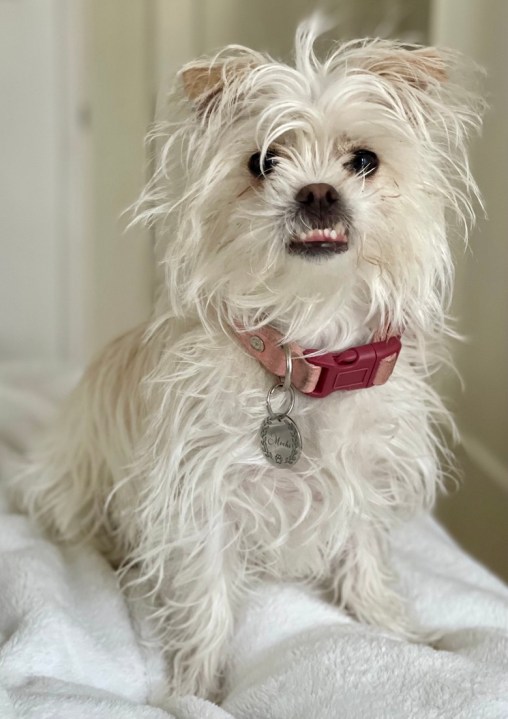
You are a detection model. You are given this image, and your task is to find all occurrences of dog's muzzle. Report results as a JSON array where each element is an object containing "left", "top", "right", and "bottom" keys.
[{"left": 288, "top": 183, "right": 351, "bottom": 258}]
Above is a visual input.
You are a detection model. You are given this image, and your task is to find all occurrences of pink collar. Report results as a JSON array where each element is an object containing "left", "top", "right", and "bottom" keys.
[{"left": 233, "top": 325, "right": 402, "bottom": 398}]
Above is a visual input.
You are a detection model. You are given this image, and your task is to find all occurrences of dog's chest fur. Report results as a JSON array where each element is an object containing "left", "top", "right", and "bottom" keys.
[{"left": 110, "top": 321, "right": 437, "bottom": 583}]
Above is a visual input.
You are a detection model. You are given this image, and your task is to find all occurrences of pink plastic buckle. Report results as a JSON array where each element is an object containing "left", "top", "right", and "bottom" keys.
[{"left": 304, "top": 336, "right": 402, "bottom": 397}]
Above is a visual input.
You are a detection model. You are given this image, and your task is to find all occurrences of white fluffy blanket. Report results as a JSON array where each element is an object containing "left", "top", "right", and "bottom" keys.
[{"left": 1, "top": 366, "right": 508, "bottom": 719}]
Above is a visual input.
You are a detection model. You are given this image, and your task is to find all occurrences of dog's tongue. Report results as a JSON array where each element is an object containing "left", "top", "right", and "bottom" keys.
[{"left": 300, "top": 229, "right": 347, "bottom": 243}]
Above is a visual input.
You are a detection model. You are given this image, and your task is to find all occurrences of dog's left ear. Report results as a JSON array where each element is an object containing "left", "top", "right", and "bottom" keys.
[{"left": 365, "top": 47, "right": 448, "bottom": 90}]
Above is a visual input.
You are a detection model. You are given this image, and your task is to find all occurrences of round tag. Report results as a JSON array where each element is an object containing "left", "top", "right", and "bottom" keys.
[{"left": 260, "top": 415, "right": 302, "bottom": 467}]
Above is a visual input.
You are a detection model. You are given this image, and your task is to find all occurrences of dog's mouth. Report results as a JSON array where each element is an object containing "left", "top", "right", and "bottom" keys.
[{"left": 287, "top": 224, "right": 349, "bottom": 258}]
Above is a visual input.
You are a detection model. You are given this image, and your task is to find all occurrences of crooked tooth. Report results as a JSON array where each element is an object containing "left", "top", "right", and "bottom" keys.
[
  {"left": 300, "top": 231, "right": 306, "bottom": 240},
  {"left": 323, "top": 229, "right": 331, "bottom": 238},
  {"left": 330, "top": 230, "right": 337, "bottom": 239}
]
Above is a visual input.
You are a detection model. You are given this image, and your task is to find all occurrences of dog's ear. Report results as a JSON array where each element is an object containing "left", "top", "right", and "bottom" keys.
[
  {"left": 180, "top": 60, "right": 253, "bottom": 113},
  {"left": 180, "top": 64, "right": 224, "bottom": 104},
  {"left": 364, "top": 47, "right": 448, "bottom": 90}
]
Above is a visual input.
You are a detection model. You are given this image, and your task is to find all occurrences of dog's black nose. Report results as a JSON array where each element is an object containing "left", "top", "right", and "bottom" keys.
[{"left": 295, "top": 183, "right": 339, "bottom": 215}]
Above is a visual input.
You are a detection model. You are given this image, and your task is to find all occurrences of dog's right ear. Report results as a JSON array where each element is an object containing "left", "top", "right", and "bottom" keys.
[
  {"left": 180, "top": 59, "right": 254, "bottom": 114},
  {"left": 180, "top": 63, "right": 224, "bottom": 107}
]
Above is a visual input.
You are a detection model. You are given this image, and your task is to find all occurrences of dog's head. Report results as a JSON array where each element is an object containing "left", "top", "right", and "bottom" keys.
[{"left": 138, "top": 19, "right": 483, "bottom": 347}]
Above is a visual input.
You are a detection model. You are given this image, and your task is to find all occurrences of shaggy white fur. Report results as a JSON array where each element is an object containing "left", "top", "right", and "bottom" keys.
[{"left": 14, "top": 18, "right": 484, "bottom": 702}]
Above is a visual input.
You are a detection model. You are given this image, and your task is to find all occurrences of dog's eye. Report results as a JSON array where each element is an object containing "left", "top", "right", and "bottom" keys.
[
  {"left": 248, "top": 150, "right": 278, "bottom": 178},
  {"left": 348, "top": 149, "right": 379, "bottom": 177}
]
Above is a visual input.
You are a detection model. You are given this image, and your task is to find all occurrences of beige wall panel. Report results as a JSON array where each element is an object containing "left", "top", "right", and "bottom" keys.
[{"left": 431, "top": 0, "right": 508, "bottom": 579}]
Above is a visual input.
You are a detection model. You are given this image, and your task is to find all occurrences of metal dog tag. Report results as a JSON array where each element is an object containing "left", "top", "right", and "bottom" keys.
[
  {"left": 260, "top": 413, "right": 302, "bottom": 467},
  {"left": 260, "top": 381, "right": 302, "bottom": 467}
]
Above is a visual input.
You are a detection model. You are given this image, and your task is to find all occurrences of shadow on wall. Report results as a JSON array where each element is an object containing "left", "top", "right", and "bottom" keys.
[{"left": 436, "top": 447, "right": 508, "bottom": 583}]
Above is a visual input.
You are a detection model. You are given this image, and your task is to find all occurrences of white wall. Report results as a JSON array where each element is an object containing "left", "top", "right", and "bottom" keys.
[
  {"left": 0, "top": 0, "right": 66, "bottom": 360},
  {"left": 82, "top": 0, "right": 154, "bottom": 360},
  {"left": 0, "top": 0, "right": 155, "bottom": 365}
]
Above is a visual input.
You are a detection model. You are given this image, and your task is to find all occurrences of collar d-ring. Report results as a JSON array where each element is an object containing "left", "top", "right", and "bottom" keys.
[{"left": 281, "top": 344, "right": 292, "bottom": 392}]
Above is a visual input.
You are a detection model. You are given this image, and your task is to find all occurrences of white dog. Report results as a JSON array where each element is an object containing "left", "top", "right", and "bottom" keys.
[{"left": 16, "top": 18, "right": 483, "bottom": 701}]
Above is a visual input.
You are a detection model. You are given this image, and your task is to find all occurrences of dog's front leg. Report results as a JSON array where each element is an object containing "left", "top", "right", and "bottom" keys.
[
  {"left": 331, "top": 524, "right": 422, "bottom": 640},
  {"left": 158, "top": 528, "right": 239, "bottom": 703}
]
